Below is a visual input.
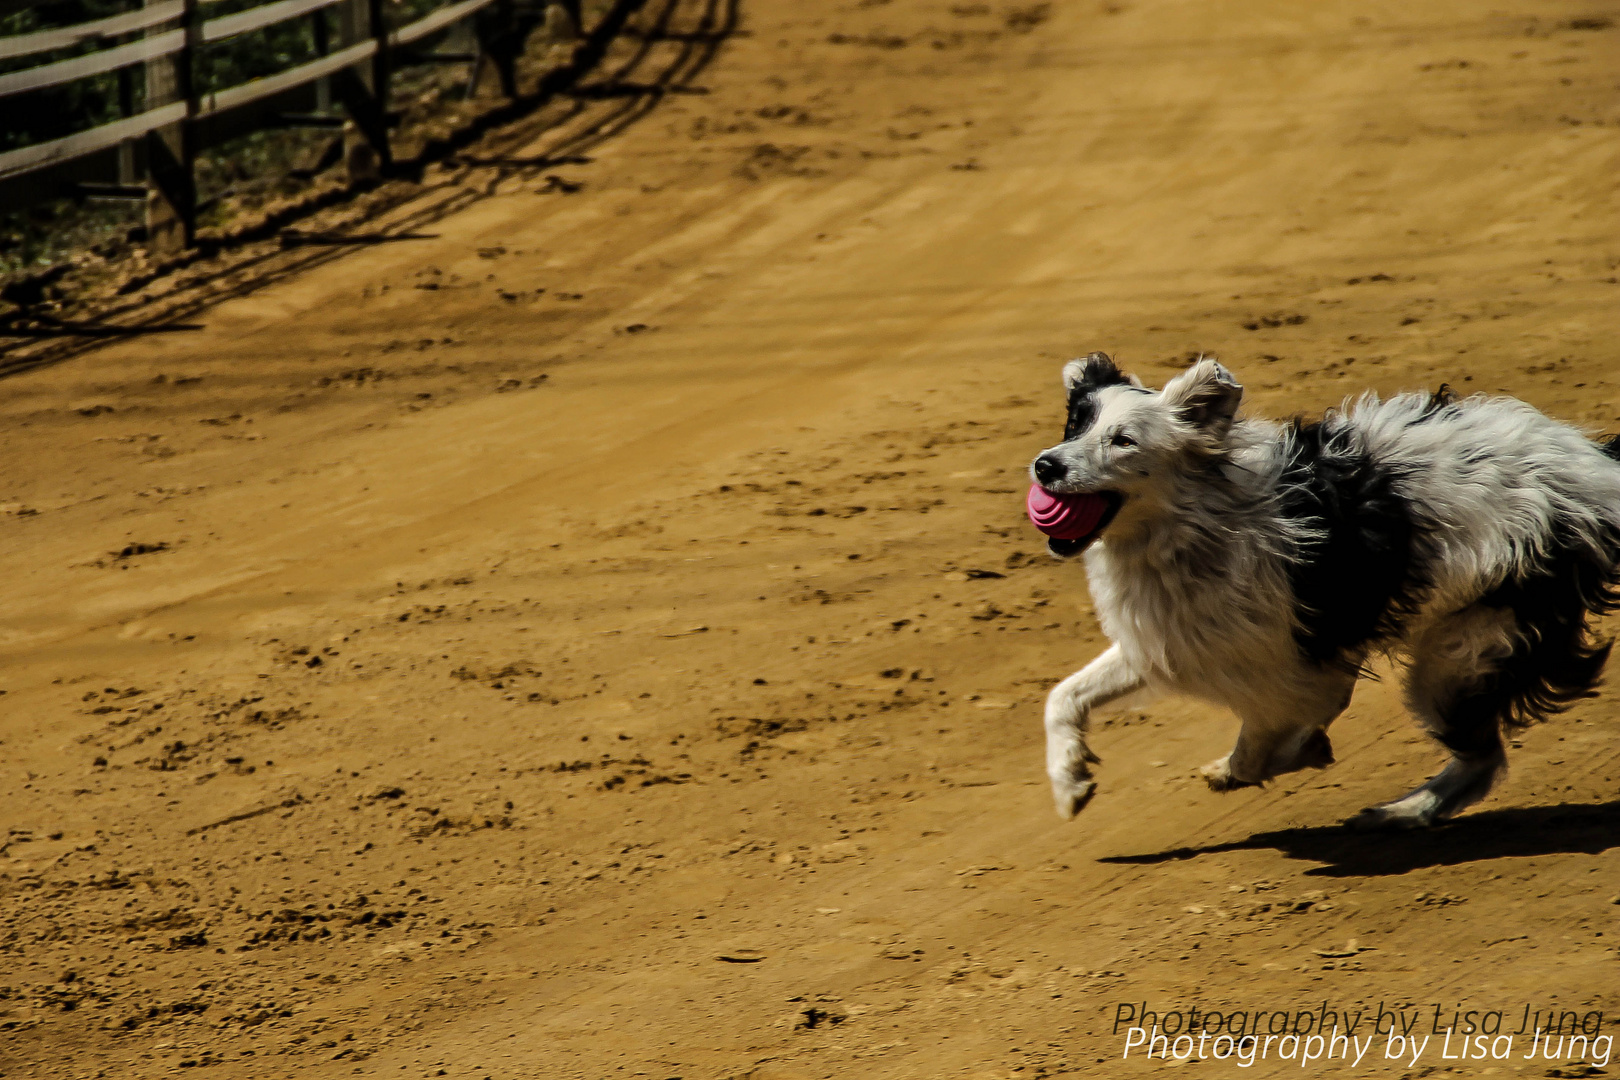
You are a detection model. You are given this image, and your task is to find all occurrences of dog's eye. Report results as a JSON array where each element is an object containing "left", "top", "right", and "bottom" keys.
[{"left": 1110, "top": 432, "right": 1136, "bottom": 449}]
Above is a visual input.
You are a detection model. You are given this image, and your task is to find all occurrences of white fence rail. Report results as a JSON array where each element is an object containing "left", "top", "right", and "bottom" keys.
[
  {"left": 0, "top": 0, "right": 542, "bottom": 248},
  {"left": 0, "top": 1, "right": 184, "bottom": 61}
]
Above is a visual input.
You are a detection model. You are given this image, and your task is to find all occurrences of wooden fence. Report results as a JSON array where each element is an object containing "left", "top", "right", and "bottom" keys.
[{"left": 0, "top": 0, "right": 583, "bottom": 251}]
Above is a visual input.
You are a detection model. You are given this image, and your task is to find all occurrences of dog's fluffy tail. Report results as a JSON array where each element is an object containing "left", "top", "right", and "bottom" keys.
[{"left": 1468, "top": 432, "right": 1620, "bottom": 733}]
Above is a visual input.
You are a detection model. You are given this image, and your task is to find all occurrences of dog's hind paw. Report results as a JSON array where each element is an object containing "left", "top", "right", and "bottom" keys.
[
  {"left": 1298, "top": 728, "right": 1335, "bottom": 769},
  {"left": 1050, "top": 777, "right": 1096, "bottom": 820},
  {"left": 1199, "top": 756, "right": 1259, "bottom": 793},
  {"left": 1344, "top": 792, "right": 1441, "bottom": 831}
]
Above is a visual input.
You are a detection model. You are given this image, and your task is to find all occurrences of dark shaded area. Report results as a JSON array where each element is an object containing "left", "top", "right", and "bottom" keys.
[
  {"left": 0, "top": 0, "right": 740, "bottom": 380},
  {"left": 277, "top": 230, "right": 437, "bottom": 247},
  {"left": 1100, "top": 800, "right": 1620, "bottom": 877},
  {"left": 0, "top": 319, "right": 203, "bottom": 338},
  {"left": 442, "top": 153, "right": 593, "bottom": 168}
]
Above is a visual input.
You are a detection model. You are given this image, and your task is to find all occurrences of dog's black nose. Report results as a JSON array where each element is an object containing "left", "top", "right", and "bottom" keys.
[{"left": 1033, "top": 452, "right": 1067, "bottom": 486}]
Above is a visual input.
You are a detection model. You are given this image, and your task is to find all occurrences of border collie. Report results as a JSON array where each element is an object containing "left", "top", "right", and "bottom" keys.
[{"left": 1029, "top": 353, "right": 1620, "bottom": 828}]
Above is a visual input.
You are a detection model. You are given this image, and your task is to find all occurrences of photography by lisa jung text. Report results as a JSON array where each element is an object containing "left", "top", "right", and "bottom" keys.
[{"left": 1112, "top": 1000, "right": 1612, "bottom": 1068}]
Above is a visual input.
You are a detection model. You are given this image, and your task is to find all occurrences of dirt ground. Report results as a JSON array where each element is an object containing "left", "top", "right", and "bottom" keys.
[{"left": 2, "top": 1, "right": 1619, "bottom": 1077}]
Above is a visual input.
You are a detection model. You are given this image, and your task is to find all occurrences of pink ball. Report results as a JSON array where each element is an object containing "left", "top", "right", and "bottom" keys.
[{"left": 1026, "top": 484, "right": 1110, "bottom": 541}]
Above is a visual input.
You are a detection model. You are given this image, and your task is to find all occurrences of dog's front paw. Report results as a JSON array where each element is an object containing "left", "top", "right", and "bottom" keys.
[
  {"left": 1050, "top": 776, "right": 1096, "bottom": 820},
  {"left": 1200, "top": 756, "right": 1259, "bottom": 793}
]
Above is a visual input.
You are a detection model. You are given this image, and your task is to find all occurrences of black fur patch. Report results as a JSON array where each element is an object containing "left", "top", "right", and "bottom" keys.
[
  {"left": 1278, "top": 420, "right": 1429, "bottom": 669},
  {"left": 1414, "top": 383, "right": 1456, "bottom": 423},
  {"left": 1064, "top": 353, "right": 1131, "bottom": 441},
  {"left": 1438, "top": 523, "right": 1620, "bottom": 756}
]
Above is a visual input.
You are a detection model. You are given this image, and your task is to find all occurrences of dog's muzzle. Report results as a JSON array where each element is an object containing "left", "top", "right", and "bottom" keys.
[{"left": 1032, "top": 451, "right": 1067, "bottom": 487}]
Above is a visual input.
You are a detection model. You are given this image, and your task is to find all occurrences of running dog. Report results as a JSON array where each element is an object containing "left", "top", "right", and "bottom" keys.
[{"left": 1029, "top": 352, "right": 1620, "bottom": 828}]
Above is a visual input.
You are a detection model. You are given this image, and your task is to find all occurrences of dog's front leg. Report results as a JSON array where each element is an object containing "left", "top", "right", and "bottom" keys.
[
  {"left": 1201, "top": 680, "right": 1351, "bottom": 792},
  {"left": 1045, "top": 643, "right": 1145, "bottom": 819}
]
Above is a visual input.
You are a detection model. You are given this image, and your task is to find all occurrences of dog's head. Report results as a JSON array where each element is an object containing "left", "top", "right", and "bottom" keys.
[{"left": 1029, "top": 353, "right": 1243, "bottom": 556}]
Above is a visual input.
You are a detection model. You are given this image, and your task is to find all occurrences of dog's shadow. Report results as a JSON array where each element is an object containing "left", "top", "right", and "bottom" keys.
[{"left": 1099, "top": 800, "right": 1620, "bottom": 877}]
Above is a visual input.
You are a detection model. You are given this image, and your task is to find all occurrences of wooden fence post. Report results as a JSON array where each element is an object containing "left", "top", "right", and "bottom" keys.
[
  {"left": 473, "top": 0, "right": 518, "bottom": 99},
  {"left": 334, "top": 0, "right": 390, "bottom": 180},
  {"left": 550, "top": 0, "right": 581, "bottom": 39},
  {"left": 143, "top": 0, "right": 196, "bottom": 252},
  {"left": 116, "top": 65, "right": 137, "bottom": 185},
  {"left": 366, "top": 0, "right": 390, "bottom": 131}
]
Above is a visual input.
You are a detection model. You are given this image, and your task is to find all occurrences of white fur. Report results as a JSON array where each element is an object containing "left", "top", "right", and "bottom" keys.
[{"left": 1034, "top": 357, "right": 1620, "bottom": 827}]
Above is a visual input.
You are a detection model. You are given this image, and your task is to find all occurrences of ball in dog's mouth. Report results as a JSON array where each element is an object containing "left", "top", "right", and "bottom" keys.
[{"left": 1026, "top": 485, "right": 1122, "bottom": 556}]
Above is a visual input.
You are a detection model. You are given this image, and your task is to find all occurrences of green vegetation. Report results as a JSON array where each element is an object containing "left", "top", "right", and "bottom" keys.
[{"left": 0, "top": 0, "right": 466, "bottom": 276}]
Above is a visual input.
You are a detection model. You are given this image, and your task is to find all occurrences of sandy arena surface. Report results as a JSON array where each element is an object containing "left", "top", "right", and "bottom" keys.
[{"left": 2, "top": 1, "right": 1619, "bottom": 1077}]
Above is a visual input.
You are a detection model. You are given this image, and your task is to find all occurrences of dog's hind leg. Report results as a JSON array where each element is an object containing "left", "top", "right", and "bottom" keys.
[
  {"left": 1201, "top": 668, "right": 1357, "bottom": 792},
  {"left": 1353, "top": 519, "right": 1620, "bottom": 829},
  {"left": 1045, "top": 643, "right": 1145, "bottom": 819},
  {"left": 1347, "top": 605, "right": 1520, "bottom": 830}
]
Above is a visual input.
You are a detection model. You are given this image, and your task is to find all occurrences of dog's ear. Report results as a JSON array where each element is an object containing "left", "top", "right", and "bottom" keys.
[
  {"left": 1061, "top": 352, "right": 1138, "bottom": 394},
  {"left": 1060, "top": 352, "right": 1136, "bottom": 440},
  {"left": 1163, "top": 358, "right": 1243, "bottom": 437}
]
